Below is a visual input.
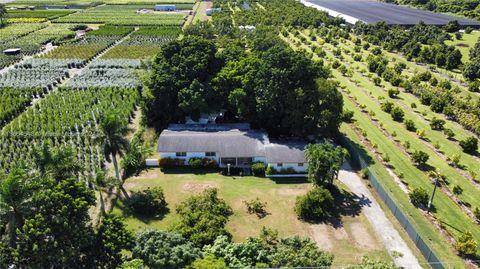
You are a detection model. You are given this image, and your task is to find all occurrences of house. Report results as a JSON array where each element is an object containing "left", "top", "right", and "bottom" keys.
[
  {"left": 154, "top": 4, "right": 176, "bottom": 11},
  {"left": 265, "top": 141, "right": 308, "bottom": 173},
  {"left": 156, "top": 124, "right": 309, "bottom": 175}
]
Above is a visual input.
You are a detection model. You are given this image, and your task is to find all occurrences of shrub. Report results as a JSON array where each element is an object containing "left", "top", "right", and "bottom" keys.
[
  {"left": 404, "top": 119, "right": 416, "bottom": 131},
  {"left": 443, "top": 128, "right": 454, "bottom": 139},
  {"left": 295, "top": 187, "right": 334, "bottom": 221},
  {"left": 390, "top": 106, "right": 404, "bottom": 122},
  {"left": 159, "top": 158, "right": 185, "bottom": 168},
  {"left": 360, "top": 168, "right": 369, "bottom": 179},
  {"left": 452, "top": 185, "right": 463, "bottom": 196},
  {"left": 266, "top": 166, "right": 276, "bottom": 175},
  {"left": 244, "top": 198, "right": 268, "bottom": 218},
  {"left": 251, "top": 163, "right": 266, "bottom": 177},
  {"left": 474, "top": 207, "right": 480, "bottom": 221},
  {"left": 188, "top": 158, "right": 217, "bottom": 168},
  {"left": 126, "top": 187, "right": 168, "bottom": 217},
  {"left": 455, "top": 232, "right": 477, "bottom": 256},
  {"left": 409, "top": 188, "right": 429, "bottom": 207},
  {"left": 430, "top": 117, "right": 446, "bottom": 130},
  {"left": 341, "top": 109, "right": 354, "bottom": 122},
  {"left": 189, "top": 158, "right": 203, "bottom": 168},
  {"left": 387, "top": 88, "right": 400, "bottom": 98},
  {"left": 381, "top": 101, "right": 394, "bottom": 113},
  {"left": 459, "top": 136, "right": 478, "bottom": 154},
  {"left": 411, "top": 150, "right": 429, "bottom": 166}
]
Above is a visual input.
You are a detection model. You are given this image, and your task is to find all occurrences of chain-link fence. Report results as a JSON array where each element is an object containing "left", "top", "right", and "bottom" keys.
[{"left": 340, "top": 136, "right": 444, "bottom": 269}]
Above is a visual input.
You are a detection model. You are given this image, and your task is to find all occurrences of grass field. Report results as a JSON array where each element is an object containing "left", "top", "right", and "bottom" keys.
[
  {"left": 112, "top": 168, "right": 392, "bottom": 266},
  {"left": 445, "top": 31, "right": 480, "bottom": 63}
]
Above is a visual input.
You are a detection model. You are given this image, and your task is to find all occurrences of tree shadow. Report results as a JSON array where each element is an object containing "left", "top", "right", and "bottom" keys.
[
  {"left": 303, "top": 185, "right": 368, "bottom": 229},
  {"left": 416, "top": 163, "right": 435, "bottom": 172},
  {"left": 161, "top": 167, "right": 219, "bottom": 175},
  {"left": 271, "top": 177, "right": 310, "bottom": 184},
  {"left": 115, "top": 196, "right": 170, "bottom": 224}
]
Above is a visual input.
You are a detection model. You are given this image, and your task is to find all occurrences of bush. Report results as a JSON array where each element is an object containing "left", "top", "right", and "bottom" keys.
[
  {"left": 459, "top": 136, "right": 478, "bottom": 154},
  {"left": 295, "top": 187, "right": 334, "bottom": 221},
  {"left": 244, "top": 198, "right": 268, "bottom": 218},
  {"left": 341, "top": 109, "right": 354, "bottom": 122},
  {"left": 159, "top": 158, "right": 185, "bottom": 168},
  {"left": 443, "top": 128, "right": 455, "bottom": 139},
  {"left": 381, "top": 101, "right": 394, "bottom": 113},
  {"left": 266, "top": 166, "right": 276, "bottom": 175},
  {"left": 251, "top": 163, "right": 266, "bottom": 177},
  {"left": 409, "top": 188, "right": 429, "bottom": 207},
  {"left": 430, "top": 117, "right": 446, "bottom": 130},
  {"left": 126, "top": 187, "right": 168, "bottom": 217},
  {"left": 474, "top": 207, "right": 480, "bottom": 221},
  {"left": 387, "top": 88, "right": 399, "bottom": 98},
  {"left": 411, "top": 150, "right": 429, "bottom": 166},
  {"left": 452, "top": 185, "right": 463, "bottom": 195},
  {"left": 188, "top": 158, "right": 217, "bottom": 168},
  {"left": 404, "top": 119, "right": 416, "bottom": 131},
  {"left": 390, "top": 106, "right": 404, "bottom": 122},
  {"left": 455, "top": 232, "right": 477, "bottom": 256}
]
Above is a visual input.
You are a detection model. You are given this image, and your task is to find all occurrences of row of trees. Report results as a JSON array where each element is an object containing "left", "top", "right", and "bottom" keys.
[
  {"left": 384, "top": 0, "right": 480, "bottom": 21},
  {"left": 355, "top": 22, "right": 463, "bottom": 70}
]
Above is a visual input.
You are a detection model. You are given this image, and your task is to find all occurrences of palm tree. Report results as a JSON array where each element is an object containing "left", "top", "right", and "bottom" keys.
[
  {"left": 96, "top": 112, "right": 131, "bottom": 185},
  {"left": 32, "top": 144, "right": 82, "bottom": 181},
  {"left": 88, "top": 168, "right": 116, "bottom": 218},
  {"left": 0, "top": 4, "right": 7, "bottom": 27},
  {"left": 0, "top": 168, "right": 32, "bottom": 247}
]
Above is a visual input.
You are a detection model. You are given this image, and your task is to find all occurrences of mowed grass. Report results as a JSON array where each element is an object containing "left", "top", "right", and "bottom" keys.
[
  {"left": 445, "top": 31, "right": 480, "bottom": 62},
  {"left": 112, "top": 168, "right": 391, "bottom": 266}
]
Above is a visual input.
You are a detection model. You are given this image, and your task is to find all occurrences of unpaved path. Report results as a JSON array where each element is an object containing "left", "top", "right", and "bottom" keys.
[{"left": 339, "top": 163, "right": 422, "bottom": 269}]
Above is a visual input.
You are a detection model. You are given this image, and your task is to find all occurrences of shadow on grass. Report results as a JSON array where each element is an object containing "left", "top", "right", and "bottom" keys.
[
  {"left": 115, "top": 196, "right": 170, "bottom": 225},
  {"left": 271, "top": 177, "right": 310, "bottom": 184},
  {"left": 302, "top": 185, "right": 368, "bottom": 229},
  {"left": 161, "top": 167, "right": 219, "bottom": 175}
]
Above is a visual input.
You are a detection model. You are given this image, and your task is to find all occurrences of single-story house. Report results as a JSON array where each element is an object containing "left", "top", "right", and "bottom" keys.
[
  {"left": 157, "top": 124, "right": 309, "bottom": 175},
  {"left": 154, "top": 4, "right": 176, "bottom": 11}
]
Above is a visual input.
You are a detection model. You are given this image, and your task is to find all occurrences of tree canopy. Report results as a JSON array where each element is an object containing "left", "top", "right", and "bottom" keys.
[{"left": 305, "top": 143, "right": 348, "bottom": 186}]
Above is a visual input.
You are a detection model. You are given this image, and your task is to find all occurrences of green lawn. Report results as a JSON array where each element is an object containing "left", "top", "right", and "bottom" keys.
[{"left": 112, "top": 168, "right": 391, "bottom": 266}]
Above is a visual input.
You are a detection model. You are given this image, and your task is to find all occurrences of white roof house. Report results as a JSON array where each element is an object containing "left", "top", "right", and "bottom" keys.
[{"left": 157, "top": 124, "right": 309, "bottom": 174}]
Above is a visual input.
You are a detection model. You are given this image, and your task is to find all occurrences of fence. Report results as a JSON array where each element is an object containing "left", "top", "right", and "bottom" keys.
[{"left": 340, "top": 136, "right": 445, "bottom": 269}]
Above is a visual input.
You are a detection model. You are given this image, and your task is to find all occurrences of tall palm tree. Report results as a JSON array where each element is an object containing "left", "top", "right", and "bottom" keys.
[
  {"left": 32, "top": 144, "right": 82, "bottom": 181},
  {"left": 88, "top": 168, "right": 116, "bottom": 218},
  {"left": 96, "top": 113, "right": 131, "bottom": 185},
  {"left": 0, "top": 168, "right": 32, "bottom": 247},
  {"left": 0, "top": 4, "right": 6, "bottom": 27}
]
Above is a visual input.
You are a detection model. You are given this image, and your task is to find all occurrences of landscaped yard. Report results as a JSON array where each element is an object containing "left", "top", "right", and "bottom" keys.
[{"left": 112, "top": 168, "right": 391, "bottom": 266}]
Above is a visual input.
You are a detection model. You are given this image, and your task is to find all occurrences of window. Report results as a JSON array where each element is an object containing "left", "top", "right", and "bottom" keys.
[
  {"left": 277, "top": 163, "right": 283, "bottom": 167},
  {"left": 176, "top": 152, "right": 187, "bottom": 157},
  {"left": 205, "top": 152, "right": 216, "bottom": 157},
  {"left": 298, "top": 163, "right": 304, "bottom": 167}
]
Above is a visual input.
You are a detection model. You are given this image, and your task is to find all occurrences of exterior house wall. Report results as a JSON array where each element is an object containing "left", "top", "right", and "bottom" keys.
[{"left": 267, "top": 162, "right": 308, "bottom": 173}]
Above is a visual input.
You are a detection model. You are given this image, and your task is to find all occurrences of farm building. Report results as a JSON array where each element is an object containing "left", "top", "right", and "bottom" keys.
[
  {"left": 154, "top": 4, "right": 176, "bottom": 11},
  {"left": 157, "top": 124, "right": 308, "bottom": 174}
]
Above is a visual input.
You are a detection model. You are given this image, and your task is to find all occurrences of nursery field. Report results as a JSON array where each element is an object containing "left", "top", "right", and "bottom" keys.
[
  {"left": 0, "top": 1, "right": 185, "bottom": 177},
  {"left": 54, "top": 4, "right": 187, "bottom": 25},
  {"left": 112, "top": 168, "right": 392, "bottom": 266},
  {"left": 283, "top": 28, "right": 480, "bottom": 264}
]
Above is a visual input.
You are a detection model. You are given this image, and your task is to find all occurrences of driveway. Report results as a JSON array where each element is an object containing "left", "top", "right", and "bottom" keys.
[{"left": 339, "top": 163, "right": 422, "bottom": 269}]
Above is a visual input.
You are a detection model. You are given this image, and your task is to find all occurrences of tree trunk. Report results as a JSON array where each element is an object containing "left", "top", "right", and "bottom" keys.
[
  {"left": 111, "top": 153, "right": 129, "bottom": 199},
  {"left": 112, "top": 153, "right": 121, "bottom": 184},
  {"left": 99, "top": 190, "right": 106, "bottom": 216}
]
